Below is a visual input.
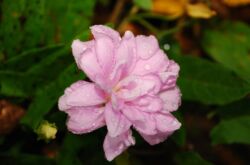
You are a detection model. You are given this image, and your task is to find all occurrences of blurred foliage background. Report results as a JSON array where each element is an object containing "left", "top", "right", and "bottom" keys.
[{"left": 1, "top": 0, "right": 250, "bottom": 164}]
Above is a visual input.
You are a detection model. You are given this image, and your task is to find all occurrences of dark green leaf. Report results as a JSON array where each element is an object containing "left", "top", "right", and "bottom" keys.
[
  {"left": 211, "top": 116, "right": 250, "bottom": 145},
  {"left": 202, "top": 22, "right": 250, "bottom": 83},
  {"left": 175, "top": 56, "right": 250, "bottom": 105}
]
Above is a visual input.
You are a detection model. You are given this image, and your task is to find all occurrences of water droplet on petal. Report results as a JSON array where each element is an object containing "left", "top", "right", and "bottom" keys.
[{"left": 144, "top": 64, "right": 151, "bottom": 70}]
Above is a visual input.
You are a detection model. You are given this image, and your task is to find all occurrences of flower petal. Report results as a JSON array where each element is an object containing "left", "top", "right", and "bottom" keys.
[
  {"left": 58, "top": 81, "right": 106, "bottom": 111},
  {"left": 135, "top": 35, "right": 159, "bottom": 59},
  {"left": 131, "top": 96, "right": 163, "bottom": 112},
  {"left": 122, "top": 107, "right": 157, "bottom": 135},
  {"left": 155, "top": 113, "right": 181, "bottom": 132},
  {"left": 90, "top": 25, "right": 121, "bottom": 44},
  {"left": 159, "top": 87, "right": 181, "bottom": 112},
  {"left": 71, "top": 39, "right": 94, "bottom": 68},
  {"left": 95, "top": 36, "right": 115, "bottom": 72},
  {"left": 139, "top": 131, "right": 172, "bottom": 145},
  {"left": 66, "top": 106, "right": 105, "bottom": 134},
  {"left": 116, "top": 75, "right": 161, "bottom": 101},
  {"left": 103, "top": 130, "right": 135, "bottom": 161},
  {"left": 78, "top": 48, "right": 103, "bottom": 82},
  {"left": 131, "top": 50, "right": 169, "bottom": 76},
  {"left": 105, "top": 103, "right": 131, "bottom": 137},
  {"left": 115, "top": 31, "right": 137, "bottom": 75}
]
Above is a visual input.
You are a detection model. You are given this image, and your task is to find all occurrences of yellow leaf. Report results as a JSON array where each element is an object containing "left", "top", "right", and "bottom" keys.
[
  {"left": 152, "top": 0, "right": 186, "bottom": 18},
  {"left": 186, "top": 3, "right": 216, "bottom": 19},
  {"left": 223, "top": 0, "right": 250, "bottom": 7}
]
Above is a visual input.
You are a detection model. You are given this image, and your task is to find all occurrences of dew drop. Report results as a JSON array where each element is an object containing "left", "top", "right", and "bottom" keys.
[
  {"left": 163, "top": 43, "right": 170, "bottom": 51},
  {"left": 144, "top": 64, "right": 151, "bottom": 70}
]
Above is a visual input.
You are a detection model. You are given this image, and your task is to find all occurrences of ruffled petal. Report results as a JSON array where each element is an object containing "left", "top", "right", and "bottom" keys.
[
  {"left": 139, "top": 131, "right": 172, "bottom": 145},
  {"left": 78, "top": 48, "right": 103, "bottom": 83},
  {"left": 71, "top": 40, "right": 94, "bottom": 68},
  {"left": 95, "top": 36, "right": 115, "bottom": 72},
  {"left": 131, "top": 50, "right": 169, "bottom": 76},
  {"left": 116, "top": 75, "right": 162, "bottom": 101},
  {"left": 105, "top": 103, "right": 131, "bottom": 137},
  {"left": 58, "top": 81, "right": 106, "bottom": 111},
  {"left": 159, "top": 87, "right": 181, "bottom": 112},
  {"left": 103, "top": 130, "right": 135, "bottom": 161},
  {"left": 115, "top": 31, "right": 137, "bottom": 75},
  {"left": 130, "top": 95, "right": 163, "bottom": 112},
  {"left": 66, "top": 106, "right": 105, "bottom": 134},
  {"left": 90, "top": 25, "right": 121, "bottom": 44},
  {"left": 135, "top": 35, "right": 159, "bottom": 59},
  {"left": 155, "top": 113, "right": 181, "bottom": 132},
  {"left": 122, "top": 107, "right": 157, "bottom": 135}
]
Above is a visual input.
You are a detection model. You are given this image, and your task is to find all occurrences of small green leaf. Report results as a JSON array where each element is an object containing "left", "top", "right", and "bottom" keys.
[
  {"left": 175, "top": 56, "right": 250, "bottom": 105},
  {"left": 133, "top": 0, "right": 152, "bottom": 10},
  {"left": 202, "top": 22, "right": 250, "bottom": 83},
  {"left": 175, "top": 151, "right": 212, "bottom": 165},
  {"left": 211, "top": 116, "right": 250, "bottom": 145}
]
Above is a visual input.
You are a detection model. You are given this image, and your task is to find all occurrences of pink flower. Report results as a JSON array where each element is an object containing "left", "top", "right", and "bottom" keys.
[{"left": 58, "top": 25, "right": 181, "bottom": 161}]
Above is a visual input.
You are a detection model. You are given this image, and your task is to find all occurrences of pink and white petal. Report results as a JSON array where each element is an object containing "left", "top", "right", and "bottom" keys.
[
  {"left": 155, "top": 113, "right": 181, "bottom": 132},
  {"left": 90, "top": 25, "right": 121, "bottom": 44},
  {"left": 123, "top": 108, "right": 157, "bottom": 135},
  {"left": 115, "top": 31, "right": 137, "bottom": 75},
  {"left": 131, "top": 96, "right": 163, "bottom": 112},
  {"left": 66, "top": 107, "right": 105, "bottom": 134},
  {"left": 95, "top": 36, "right": 115, "bottom": 72},
  {"left": 131, "top": 50, "right": 169, "bottom": 76},
  {"left": 135, "top": 35, "right": 159, "bottom": 59},
  {"left": 116, "top": 75, "right": 161, "bottom": 101},
  {"left": 159, "top": 87, "right": 181, "bottom": 112},
  {"left": 103, "top": 130, "right": 135, "bottom": 161},
  {"left": 58, "top": 81, "right": 106, "bottom": 111},
  {"left": 78, "top": 48, "right": 103, "bottom": 82},
  {"left": 105, "top": 103, "right": 131, "bottom": 137},
  {"left": 71, "top": 40, "right": 94, "bottom": 68},
  {"left": 139, "top": 131, "right": 173, "bottom": 145}
]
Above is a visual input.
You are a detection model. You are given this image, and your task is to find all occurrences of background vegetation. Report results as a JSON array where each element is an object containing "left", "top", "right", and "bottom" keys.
[{"left": 0, "top": 0, "right": 250, "bottom": 164}]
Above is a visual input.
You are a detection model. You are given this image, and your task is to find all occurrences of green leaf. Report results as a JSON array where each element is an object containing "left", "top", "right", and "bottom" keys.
[
  {"left": 216, "top": 99, "right": 250, "bottom": 120},
  {"left": 1, "top": 44, "right": 63, "bottom": 72},
  {"left": 0, "top": 71, "right": 42, "bottom": 97},
  {"left": 175, "top": 55, "right": 250, "bottom": 105},
  {"left": 133, "top": 0, "right": 152, "bottom": 10},
  {"left": 21, "top": 64, "right": 85, "bottom": 129},
  {"left": 211, "top": 116, "right": 250, "bottom": 145},
  {"left": 175, "top": 151, "right": 212, "bottom": 165},
  {"left": 202, "top": 22, "right": 250, "bottom": 83}
]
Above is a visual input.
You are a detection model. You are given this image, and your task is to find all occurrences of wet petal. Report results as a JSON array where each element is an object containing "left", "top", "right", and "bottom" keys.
[
  {"left": 103, "top": 130, "right": 135, "bottom": 161},
  {"left": 123, "top": 107, "right": 157, "bottom": 135},
  {"left": 155, "top": 113, "right": 181, "bottom": 132},
  {"left": 58, "top": 81, "right": 106, "bottom": 111},
  {"left": 135, "top": 35, "right": 159, "bottom": 59},
  {"left": 71, "top": 40, "right": 94, "bottom": 68},
  {"left": 131, "top": 50, "right": 169, "bottom": 76},
  {"left": 140, "top": 131, "right": 172, "bottom": 145},
  {"left": 116, "top": 75, "right": 162, "bottom": 101},
  {"left": 95, "top": 36, "right": 115, "bottom": 72},
  {"left": 66, "top": 107, "right": 105, "bottom": 134},
  {"left": 78, "top": 48, "right": 103, "bottom": 82},
  {"left": 159, "top": 87, "right": 181, "bottom": 112},
  {"left": 105, "top": 103, "right": 131, "bottom": 137},
  {"left": 131, "top": 96, "right": 163, "bottom": 112},
  {"left": 90, "top": 25, "right": 121, "bottom": 44}
]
